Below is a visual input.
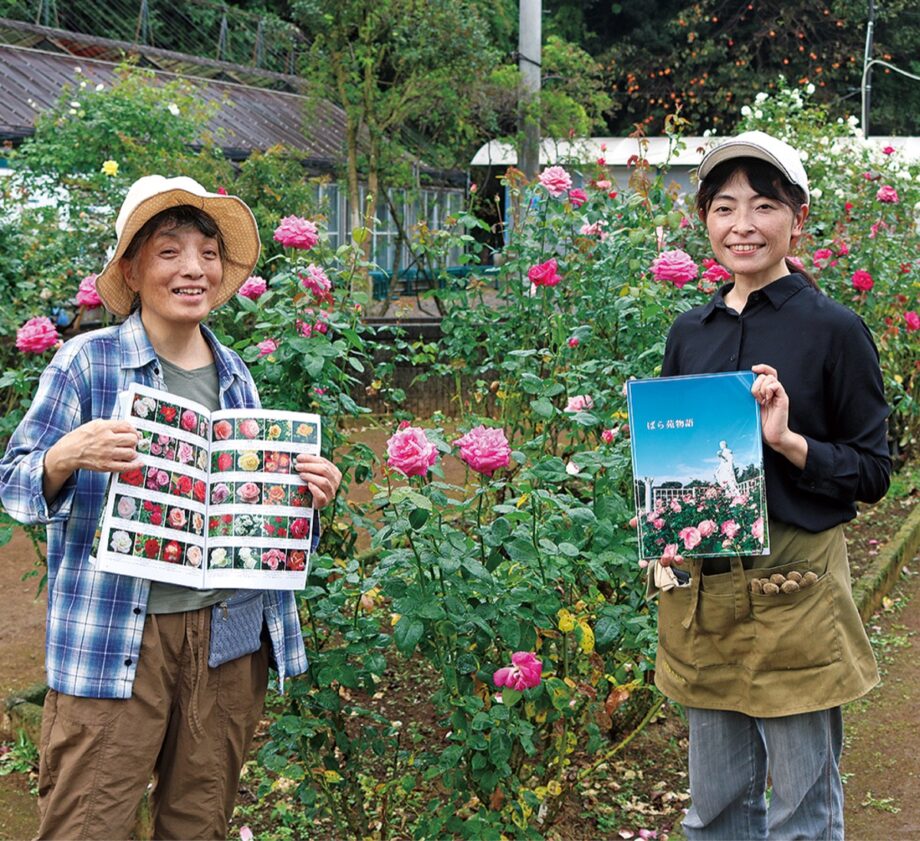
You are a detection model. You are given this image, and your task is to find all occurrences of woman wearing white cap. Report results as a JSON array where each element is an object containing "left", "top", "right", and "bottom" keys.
[
  {"left": 652, "top": 132, "right": 890, "bottom": 839},
  {"left": 0, "top": 175, "right": 341, "bottom": 839}
]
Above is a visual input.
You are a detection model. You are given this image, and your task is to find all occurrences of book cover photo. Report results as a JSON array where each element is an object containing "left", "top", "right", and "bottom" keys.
[
  {"left": 91, "top": 382, "right": 321, "bottom": 590},
  {"left": 626, "top": 371, "right": 769, "bottom": 560}
]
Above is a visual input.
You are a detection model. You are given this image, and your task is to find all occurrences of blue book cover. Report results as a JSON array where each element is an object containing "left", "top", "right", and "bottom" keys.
[{"left": 626, "top": 371, "right": 770, "bottom": 560}]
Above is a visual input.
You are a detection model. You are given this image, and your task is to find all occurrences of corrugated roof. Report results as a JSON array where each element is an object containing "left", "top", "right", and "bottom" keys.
[{"left": 0, "top": 42, "right": 347, "bottom": 164}]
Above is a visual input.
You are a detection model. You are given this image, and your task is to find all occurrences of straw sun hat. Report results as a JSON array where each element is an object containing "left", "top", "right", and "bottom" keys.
[{"left": 95, "top": 175, "right": 261, "bottom": 316}]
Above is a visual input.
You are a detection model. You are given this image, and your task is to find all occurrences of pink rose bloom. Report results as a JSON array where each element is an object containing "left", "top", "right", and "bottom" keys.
[
  {"left": 650, "top": 249, "right": 698, "bottom": 289},
  {"left": 454, "top": 425, "right": 512, "bottom": 476},
  {"left": 257, "top": 338, "right": 278, "bottom": 357},
  {"left": 601, "top": 428, "right": 616, "bottom": 444},
  {"left": 679, "top": 526, "right": 701, "bottom": 551},
  {"left": 273, "top": 215, "right": 319, "bottom": 250},
  {"left": 186, "top": 546, "right": 202, "bottom": 568},
  {"left": 177, "top": 442, "right": 194, "bottom": 464},
  {"left": 882, "top": 145, "right": 895, "bottom": 155},
  {"left": 652, "top": 517, "right": 666, "bottom": 531},
  {"left": 721, "top": 519, "right": 740, "bottom": 539},
  {"left": 661, "top": 543, "right": 684, "bottom": 565},
  {"left": 876, "top": 184, "right": 899, "bottom": 203},
  {"left": 595, "top": 179, "right": 612, "bottom": 191},
  {"left": 300, "top": 263, "right": 332, "bottom": 297},
  {"left": 852, "top": 270, "right": 874, "bottom": 292},
  {"left": 538, "top": 165, "right": 573, "bottom": 198},
  {"left": 670, "top": 499, "right": 682, "bottom": 513},
  {"left": 493, "top": 651, "right": 542, "bottom": 691},
  {"left": 167, "top": 508, "right": 187, "bottom": 529},
  {"left": 812, "top": 248, "right": 834, "bottom": 269},
  {"left": 836, "top": 240, "right": 850, "bottom": 257},
  {"left": 116, "top": 497, "right": 136, "bottom": 519},
  {"left": 239, "top": 419, "right": 260, "bottom": 439},
  {"left": 564, "top": 394, "right": 594, "bottom": 413},
  {"left": 568, "top": 336, "right": 580, "bottom": 348},
  {"left": 386, "top": 425, "right": 439, "bottom": 477},
  {"left": 528, "top": 257, "right": 562, "bottom": 287},
  {"left": 238, "top": 275, "right": 267, "bottom": 300},
  {"left": 702, "top": 261, "right": 732, "bottom": 284},
  {"left": 213, "top": 420, "right": 232, "bottom": 440},
  {"left": 210, "top": 483, "right": 230, "bottom": 504},
  {"left": 16, "top": 316, "right": 60, "bottom": 353},
  {"left": 568, "top": 187, "right": 588, "bottom": 208},
  {"left": 290, "top": 517, "right": 310, "bottom": 539},
  {"left": 752, "top": 516, "right": 764, "bottom": 543},
  {"left": 262, "top": 548, "right": 286, "bottom": 571},
  {"left": 237, "top": 482, "right": 261, "bottom": 503},
  {"left": 697, "top": 519, "right": 716, "bottom": 538},
  {"left": 75, "top": 273, "right": 102, "bottom": 307},
  {"left": 905, "top": 311, "right": 920, "bottom": 332},
  {"left": 180, "top": 410, "right": 197, "bottom": 432},
  {"left": 579, "top": 220, "right": 608, "bottom": 239}
]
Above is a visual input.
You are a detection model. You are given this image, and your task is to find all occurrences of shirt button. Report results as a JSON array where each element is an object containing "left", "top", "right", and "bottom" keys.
[
  {"left": 133, "top": 607, "right": 142, "bottom": 615},
  {"left": 730, "top": 354, "right": 736, "bottom": 361},
  {"left": 124, "top": 658, "right": 133, "bottom": 666}
]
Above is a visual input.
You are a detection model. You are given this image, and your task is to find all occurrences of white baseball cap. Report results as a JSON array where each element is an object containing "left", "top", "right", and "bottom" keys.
[{"left": 698, "top": 131, "right": 810, "bottom": 204}]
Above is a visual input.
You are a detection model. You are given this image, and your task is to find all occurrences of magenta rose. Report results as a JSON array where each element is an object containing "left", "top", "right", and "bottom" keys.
[
  {"left": 238, "top": 275, "right": 267, "bottom": 300},
  {"left": 905, "top": 311, "right": 920, "bottom": 332},
  {"left": 538, "top": 165, "right": 572, "bottom": 198},
  {"left": 528, "top": 258, "right": 562, "bottom": 287},
  {"left": 651, "top": 249, "right": 698, "bottom": 289},
  {"left": 454, "top": 425, "right": 511, "bottom": 476},
  {"left": 876, "top": 184, "right": 899, "bottom": 203},
  {"left": 257, "top": 338, "right": 278, "bottom": 357},
  {"left": 386, "top": 425, "right": 439, "bottom": 477},
  {"left": 300, "top": 263, "right": 332, "bottom": 297},
  {"left": 180, "top": 410, "right": 197, "bottom": 432},
  {"left": 289, "top": 517, "right": 310, "bottom": 539},
  {"left": 812, "top": 248, "right": 834, "bottom": 269},
  {"left": 852, "top": 270, "right": 874, "bottom": 292},
  {"left": 213, "top": 420, "right": 232, "bottom": 440},
  {"left": 601, "top": 428, "right": 617, "bottom": 444},
  {"left": 567, "top": 187, "right": 588, "bottom": 208},
  {"left": 16, "top": 316, "right": 60, "bottom": 354},
  {"left": 75, "top": 273, "right": 102, "bottom": 307},
  {"left": 493, "top": 651, "right": 542, "bottom": 691},
  {"left": 273, "top": 215, "right": 319, "bottom": 250},
  {"left": 702, "top": 261, "right": 731, "bottom": 284}
]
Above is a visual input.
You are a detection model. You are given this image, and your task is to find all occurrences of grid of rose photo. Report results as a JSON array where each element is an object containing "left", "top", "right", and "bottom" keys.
[
  {"left": 207, "top": 511, "right": 311, "bottom": 540},
  {"left": 106, "top": 529, "right": 203, "bottom": 568},
  {"left": 208, "top": 545, "right": 307, "bottom": 572},
  {"left": 118, "top": 465, "right": 207, "bottom": 503},
  {"left": 209, "top": 449, "right": 295, "bottom": 475},
  {"left": 131, "top": 394, "right": 209, "bottom": 439},
  {"left": 136, "top": 429, "right": 209, "bottom": 472},
  {"left": 209, "top": 480, "right": 311, "bottom": 508},
  {"left": 113, "top": 494, "right": 205, "bottom": 537}
]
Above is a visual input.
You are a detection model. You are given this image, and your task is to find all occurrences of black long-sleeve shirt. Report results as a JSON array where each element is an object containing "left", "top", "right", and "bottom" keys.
[{"left": 661, "top": 273, "right": 891, "bottom": 532}]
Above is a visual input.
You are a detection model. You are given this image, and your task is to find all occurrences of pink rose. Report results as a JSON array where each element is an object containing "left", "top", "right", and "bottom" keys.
[
  {"left": 257, "top": 338, "right": 278, "bottom": 357},
  {"left": 273, "top": 215, "right": 319, "bottom": 250},
  {"left": 670, "top": 499, "right": 682, "bottom": 513},
  {"left": 261, "top": 548, "right": 287, "bottom": 571},
  {"left": 300, "top": 263, "right": 332, "bottom": 297},
  {"left": 238, "top": 275, "right": 267, "bottom": 300},
  {"left": 601, "top": 428, "right": 616, "bottom": 444},
  {"left": 237, "top": 482, "right": 261, "bottom": 503},
  {"left": 721, "top": 519, "right": 740, "bottom": 539},
  {"left": 568, "top": 336, "right": 580, "bottom": 348},
  {"left": 568, "top": 187, "right": 588, "bottom": 208},
  {"left": 538, "top": 165, "right": 572, "bottom": 198},
  {"left": 177, "top": 442, "right": 194, "bottom": 464},
  {"left": 812, "top": 248, "right": 834, "bottom": 269},
  {"left": 75, "top": 273, "right": 102, "bottom": 307},
  {"left": 493, "top": 651, "right": 542, "bottom": 691},
  {"left": 876, "top": 184, "right": 899, "bottom": 203},
  {"left": 905, "top": 311, "right": 920, "bottom": 332},
  {"left": 852, "top": 270, "right": 874, "bottom": 292},
  {"left": 679, "top": 526, "right": 701, "bottom": 551},
  {"left": 116, "top": 497, "right": 136, "bottom": 519},
  {"left": 661, "top": 543, "right": 684, "bottom": 565},
  {"left": 579, "top": 220, "right": 608, "bottom": 239},
  {"left": 752, "top": 516, "right": 764, "bottom": 543},
  {"left": 213, "top": 420, "right": 232, "bottom": 440},
  {"left": 239, "top": 419, "right": 260, "bottom": 439},
  {"left": 564, "top": 394, "right": 593, "bottom": 413},
  {"left": 180, "top": 410, "right": 197, "bottom": 432},
  {"left": 882, "top": 145, "right": 895, "bottom": 155},
  {"left": 652, "top": 518, "right": 666, "bottom": 531},
  {"left": 595, "top": 179, "right": 611, "bottom": 190},
  {"left": 16, "top": 316, "right": 60, "bottom": 353},
  {"left": 528, "top": 257, "right": 562, "bottom": 287},
  {"left": 697, "top": 519, "right": 716, "bottom": 538},
  {"left": 290, "top": 517, "right": 310, "bottom": 539},
  {"left": 702, "top": 260, "right": 731, "bottom": 284},
  {"left": 210, "top": 482, "right": 230, "bottom": 504},
  {"left": 167, "top": 508, "right": 187, "bottom": 529},
  {"left": 386, "top": 425, "right": 439, "bottom": 477},
  {"left": 650, "top": 249, "right": 698, "bottom": 289},
  {"left": 454, "top": 425, "right": 512, "bottom": 476}
]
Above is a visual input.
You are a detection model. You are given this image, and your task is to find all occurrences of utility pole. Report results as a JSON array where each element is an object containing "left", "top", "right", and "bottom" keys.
[
  {"left": 861, "top": 0, "right": 876, "bottom": 135},
  {"left": 518, "top": 0, "right": 541, "bottom": 179}
]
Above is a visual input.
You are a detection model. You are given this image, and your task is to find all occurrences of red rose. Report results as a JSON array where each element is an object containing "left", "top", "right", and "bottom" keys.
[
  {"left": 287, "top": 550, "right": 306, "bottom": 571},
  {"left": 217, "top": 453, "right": 233, "bottom": 472},
  {"left": 175, "top": 475, "right": 193, "bottom": 495},
  {"left": 193, "top": 480, "right": 206, "bottom": 502},
  {"left": 290, "top": 517, "right": 309, "bottom": 539},
  {"left": 121, "top": 467, "right": 144, "bottom": 487},
  {"left": 222, "top": 514, "right": 233, "bottom": 524},
  {"left": 163, "top": 541, "right": 181, "bottom": 563},
  {"left": 150, "top": 511, "right": 163, "bottom": 527},
  {"left": 159, "top": 406, "right": 177, "bottom": 423},
  {"left": 144, "top": 538, "right": 160, "bottom": 558},
  {"left": 213, "top": 420, "right": 232, "bottom": 440}
]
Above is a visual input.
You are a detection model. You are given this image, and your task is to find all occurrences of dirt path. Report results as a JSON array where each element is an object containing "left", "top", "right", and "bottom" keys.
[{"left": 842, "top": 557, "right": 920, "bottom": 840}]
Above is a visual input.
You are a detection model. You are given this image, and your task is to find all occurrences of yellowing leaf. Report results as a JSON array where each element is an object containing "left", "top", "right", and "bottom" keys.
[
  {"left": 547, "top": 780, "right": 563, "bottom": 797},
  {"left": 557, "top": 608, "right": 576, "bottom": 633},
  {"left": 577, "top": 621, "right": 595, "bottom": 654}
]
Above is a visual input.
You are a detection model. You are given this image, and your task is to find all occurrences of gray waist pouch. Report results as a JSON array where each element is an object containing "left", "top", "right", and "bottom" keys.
[{"left": 209, "top": 590, "right": 264, "bottom": 668}]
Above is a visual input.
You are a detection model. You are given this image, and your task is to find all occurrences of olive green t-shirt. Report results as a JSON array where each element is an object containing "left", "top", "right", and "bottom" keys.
[{"left": 145, "top": 355, "right": 236, "bottom": 614}]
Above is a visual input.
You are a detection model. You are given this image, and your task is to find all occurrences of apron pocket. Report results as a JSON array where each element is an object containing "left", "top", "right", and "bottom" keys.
[
  {"left": 693, "top": 590, "right": 754, "bottom": 668},
  {"left": 748, "top": 568, "right": 841, "bottom": 671}
]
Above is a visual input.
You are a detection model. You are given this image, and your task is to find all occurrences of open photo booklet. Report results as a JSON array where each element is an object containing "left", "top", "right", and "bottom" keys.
[
  {"left": 626, "top": 371, "right": 770, "bottom": 560},
  {"left": 91, "top": 383, "right": 321, "bottom": 590}
]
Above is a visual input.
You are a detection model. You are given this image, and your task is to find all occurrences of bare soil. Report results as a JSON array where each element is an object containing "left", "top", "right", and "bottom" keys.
[{"left": 0, "top": 483, "right": 917, "bottom": 840}]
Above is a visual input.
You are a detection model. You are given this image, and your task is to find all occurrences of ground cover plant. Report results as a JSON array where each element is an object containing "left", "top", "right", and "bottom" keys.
[{"left": 0, "top": 77, "right": 917, "bottom": 838}]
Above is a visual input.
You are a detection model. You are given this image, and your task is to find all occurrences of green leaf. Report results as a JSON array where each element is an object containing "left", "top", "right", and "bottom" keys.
[
  {"left": 500, "top": 688, "right": 522, "bottom": 706},
  {"left": 393, "top": 616, "right": 424, "bottom": 654},
  {"left": 530, "top": 397, "right": 555, "bottom": 419},
  {"left": 390, "top": 487, "right": 433, "bottom": 510},
  {"left": 408, "top": 508, "right": 430, "bottom": 529}
]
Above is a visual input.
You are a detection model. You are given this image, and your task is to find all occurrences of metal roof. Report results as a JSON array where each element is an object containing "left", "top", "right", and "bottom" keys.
[{"left": 0, "top": 41, "right": 347, "bottom": 165}]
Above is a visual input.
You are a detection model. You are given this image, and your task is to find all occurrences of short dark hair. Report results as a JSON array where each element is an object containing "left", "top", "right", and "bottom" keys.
[{"left": 122, "top": 205, "right": 227, "bottom": 264}]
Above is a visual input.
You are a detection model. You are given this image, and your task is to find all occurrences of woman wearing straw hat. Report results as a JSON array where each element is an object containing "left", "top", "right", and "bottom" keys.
[
  {"left": 651, "top": 132, "right": 890, "bottom": 839},
  {"left": 0, "top": 175, "right": 341, "bottom": 839}
]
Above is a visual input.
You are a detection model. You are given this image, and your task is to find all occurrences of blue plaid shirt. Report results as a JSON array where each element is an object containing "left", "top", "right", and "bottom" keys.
[{"left": 0, "top": 311, "right": 309, "bottom": 699}]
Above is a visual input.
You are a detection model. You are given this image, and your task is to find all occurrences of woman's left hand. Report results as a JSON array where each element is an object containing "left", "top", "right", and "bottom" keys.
[
  {"left": 295, "top": 454, "right": 342, "bottom": 509},
  {"left": 751, "top": 364, "right": 808, "bottom": 469}
]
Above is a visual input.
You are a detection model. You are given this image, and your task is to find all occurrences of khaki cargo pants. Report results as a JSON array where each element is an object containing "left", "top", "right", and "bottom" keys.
[{"left": 35, "top": 607, "right": 270, "bottom": 840}]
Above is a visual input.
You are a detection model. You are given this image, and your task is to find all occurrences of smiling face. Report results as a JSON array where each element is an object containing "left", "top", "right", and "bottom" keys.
[
  {"left": 121, "top": 222, "right": 223, "bottom": 334},
  {"left": 702, "top": 169, "right": 808, "bottom": 290}
]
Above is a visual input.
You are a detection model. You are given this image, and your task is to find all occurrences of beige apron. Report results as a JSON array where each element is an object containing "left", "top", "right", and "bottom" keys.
[{"left": 650, "top": 521, "right": 878, "bottom": 717}]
